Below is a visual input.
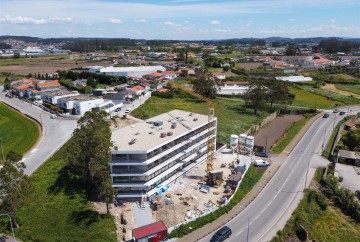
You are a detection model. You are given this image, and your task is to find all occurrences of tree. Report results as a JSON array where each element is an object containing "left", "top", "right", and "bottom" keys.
[
  {"left": 192, "top": 66, "right": 221, "bottom": 99},
  {"left": 6, "top": 150, "right": 23, "bottom": 163},
  {"left": 66, "top": 111, "right": 114, "bottom": 213},
  {"left": 340, "top": 129, "right": 360, "bottom": 151},
  {"left": 244, "top": 80, "right": 268, "bottom": 115},
  {"left": 0, "top": 155, "right": 31, "bottom": 227},
  {"left": 285, "top": 45, "right": 298, "bottom": 56},
  {"left": 3, "top": 77, "right": 11, "bottom": 91},
  {"left": 265, "top": 79, "right": 294, "bottom": 108},
  {"left": 86, "top": 77, "right": 98, "bottom": 88}
]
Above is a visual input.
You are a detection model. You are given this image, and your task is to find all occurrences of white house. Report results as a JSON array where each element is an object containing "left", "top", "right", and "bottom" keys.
[
  {"left": 162, "top": 71, "right": 178, "bottom": 80},
  {"left": 58, "top": 95, "right": 123, "bottom": 116},
  {"left": 212, "top": 72, "right": 226, "bottom": 80},
  {"left": 41, "top": 90, "right": 79, "bottom": 105}
]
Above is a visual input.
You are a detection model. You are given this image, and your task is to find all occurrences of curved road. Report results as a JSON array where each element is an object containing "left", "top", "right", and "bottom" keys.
[
  {"left": 0, "top": 86, "right": 77, "bottom": 175},
  {"left": 200, "top": 107, "right": 360, "bottom": 242}
]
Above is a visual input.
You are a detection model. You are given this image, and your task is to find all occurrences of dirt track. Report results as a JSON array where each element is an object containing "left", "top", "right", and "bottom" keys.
[
  {"left": 322, "top": 83, "right": 360, "bottom": 99},
  {"left": 253, "top": 114, "right": 304, "bottom": 152}
]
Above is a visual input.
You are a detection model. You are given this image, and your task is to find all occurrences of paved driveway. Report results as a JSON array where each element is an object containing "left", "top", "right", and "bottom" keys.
[
  {"left": 0, "top": 86, "right": 77, "bottom": 175},
  {"left": 336, "top": 163, "right": 360, "bottom": 192}
]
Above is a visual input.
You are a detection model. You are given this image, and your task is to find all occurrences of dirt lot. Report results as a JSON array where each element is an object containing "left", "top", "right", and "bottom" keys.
[
  {"left": 322, "top": 83, "right": 360, "bottom": 99},
  {"left": 151, "top": 151, "right": 251, "bottom": 228},
  {"left": 0, "top": 58, "right": 112, "bottom": 75},
  {"left": 253, "top": 114, "right": 304, "bottom": 152},
  {"left": 236, "top": 62, "right": 263, "bottom": 70}
]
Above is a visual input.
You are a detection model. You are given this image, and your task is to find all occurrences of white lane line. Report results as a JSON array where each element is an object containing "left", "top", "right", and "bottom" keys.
[{"left": 30, "top": 148, "right": 37, "bottom": 153}]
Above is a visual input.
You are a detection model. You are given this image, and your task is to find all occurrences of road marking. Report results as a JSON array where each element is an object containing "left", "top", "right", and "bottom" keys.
[{"left": 31, "top": 148, "right": 37, "bottom": 153}]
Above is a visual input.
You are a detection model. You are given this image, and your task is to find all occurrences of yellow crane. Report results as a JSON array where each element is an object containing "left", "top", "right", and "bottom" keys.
[{"left": 169, "top": 81, "right": 215, "bottom": 176}]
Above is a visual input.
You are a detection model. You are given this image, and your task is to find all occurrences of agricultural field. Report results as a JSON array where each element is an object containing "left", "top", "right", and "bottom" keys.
[
  {"left": 289, "top": 87, "right": 341, "bottom": 109},
  {"left": 132, "top": 96, "right": 270, "bottom": 144},
  {"left": 0, "top": 102, "right": 39, "bottom": 155},
  {"left": 7, "top": 140, "right": 117, "bottom": 242},
  {"left": 336, "top": 84, "right": 360, "bottom": 96},
  {"left": 0, "top": 55, "right": 113, "bottom": 75}
]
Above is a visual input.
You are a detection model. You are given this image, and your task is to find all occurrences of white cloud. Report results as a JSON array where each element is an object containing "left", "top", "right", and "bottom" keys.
[
  {"left": 214, "top": 28, "right": 231, "bottom": 33},
  {"left": 0, "top": 15, "right": 73, "bottom": 24},
  {"left": 210, "top": 20, "right": 220, "bottom": 25},
  {"left": 331, "top": 19, "right": 336, "bottom": 23},
  {"left": 161, "top": 21, "right": 178, "bottom": 26},
  {"left": 135, "top": 19, "right": 147, "bottom": 23},
  {"left": 109, "top": 18, "right": 122, "bottom": 24},
  {"left": 288, "top": 18, "right": 294, "bottom": 22}
]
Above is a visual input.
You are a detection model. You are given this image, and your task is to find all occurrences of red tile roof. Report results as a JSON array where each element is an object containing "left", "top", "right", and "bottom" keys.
[
  {"left": 224, "top": 81, "right": 250, "bottom": 85},
  {"left": 130, "top": 85, "right": 145, "bottom": 92},
  {"left": 345, "top": 119, "right": 356, "bottom": 128},
  {"left": 132, "top": 221, "right": 167, "bottom": 239},
  {"left": 37, "top": 80, "right": 60, "bottom": 88}
]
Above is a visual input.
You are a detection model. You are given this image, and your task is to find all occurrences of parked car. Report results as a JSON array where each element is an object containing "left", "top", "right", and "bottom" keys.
[
  {"left": 255, "top": 151, "right": 269, "bottom": 158},
  {"left": 333, "top": 108, "right": 339, "bottom": 113},
  {"left": 115, "top": 107, "right": 121, "bottom": 112},
  {"left": 254, "top": 159, "right": 270, "bottom": 167},
  {"left": 50, "top": 114, "right": 57, "bottom": 119},
  {"left": 125, "top": 108, "right": 131, "bottom": 114},
  {"left": 339, "top": 111, "right": 346, "bottom": 115},
  {"left": 356, "top": 190, "right": 360, "bottom": 199},
  {"left": 323, "top": 113, "right": 330, "bottom": 118},
  {"left": 210, "top": 226, "right": 232, "bottom": 242}
]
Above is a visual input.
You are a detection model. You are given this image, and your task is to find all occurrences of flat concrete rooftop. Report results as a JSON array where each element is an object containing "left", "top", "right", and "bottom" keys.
[{"left": 112, "top": 109, "right": 209, "bottom": 152}]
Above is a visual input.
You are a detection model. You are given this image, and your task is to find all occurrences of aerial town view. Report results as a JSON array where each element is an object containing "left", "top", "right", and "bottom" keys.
[{"left": 1, "top": 0, "right": 360, "bottom": 242}]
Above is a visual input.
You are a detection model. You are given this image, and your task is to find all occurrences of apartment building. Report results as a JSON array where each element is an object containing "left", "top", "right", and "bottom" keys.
[{"left": 110, "top": 109, "right": 217, "bottom": 201}]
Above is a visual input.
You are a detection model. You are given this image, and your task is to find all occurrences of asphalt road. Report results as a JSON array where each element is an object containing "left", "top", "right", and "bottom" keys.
[
  {"left": 200, "top": 107, "right": 360, "bottom": 242},
  {"left": 0, "top": 86, "right": 78, "bottom": 175}
]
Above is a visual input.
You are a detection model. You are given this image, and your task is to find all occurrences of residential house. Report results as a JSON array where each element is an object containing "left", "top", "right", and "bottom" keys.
[
  {"left": 212, "top": 72, "right": 226, "bottom": 80},
  {"left": 10, "top": 78, "right": 35, "bottom": 97},
  {"left": 162, "top": 71, "right": 178, "bottom": 80},
  {"left": 35, "top": 80, "right": 61, "bottom": 91},
  {"left": 127, "top": 85, "right": 145, "bottom": 96},
  {"left": 142, "top": 72, "right": 163, "bottom": 81},
  {"left": 41, "top": 90, "right": 79, "bottom": 105}
]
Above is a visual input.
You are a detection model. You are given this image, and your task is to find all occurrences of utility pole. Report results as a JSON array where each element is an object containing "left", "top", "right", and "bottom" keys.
[
  {"left": 247, "top": 216, "right": 250, "bottom": 242},
  {"left": 0, "top": 214, "right": 16, "bottom": 242}
]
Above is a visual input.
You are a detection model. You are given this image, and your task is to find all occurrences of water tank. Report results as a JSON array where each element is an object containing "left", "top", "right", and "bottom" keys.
[
  {"left": 245, "top": 136, "right": 255, "bottom": 149},
  {"left": 239, "top": 134, "right": 247, "bottom": 145},
  {"left": 230, "top": 135, "right": 239, "bottom": 148}
]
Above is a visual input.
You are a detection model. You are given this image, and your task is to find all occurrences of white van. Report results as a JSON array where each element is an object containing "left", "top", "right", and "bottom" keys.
[
  {"left": 125, "top": 108, "right": 132, "bottom": 114},
  {"left": 254, "top": 159, "right": 269, "bottom": 167}
]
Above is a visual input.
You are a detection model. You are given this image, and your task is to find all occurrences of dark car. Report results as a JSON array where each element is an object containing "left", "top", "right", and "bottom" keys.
[
  {"left": 323, "top": 113, "right": 330, "bottom": 118},
  {"left": 255, "top": 151, "right": 269, "bottom": 158},
  {"left": 115, "top": 107, "right": 121, "bottom": 112},
  {"left": 339, "top": 111, "right": 346, "bottom": 115},
  {"left": 356, "top": 190, "right": 360, "bottom": 199},
  {"left": 210, "top": 226, "right": 232, "bottom": 242},
  {"left": 333, "top": 108, "right": 339, "bottom": 113}
]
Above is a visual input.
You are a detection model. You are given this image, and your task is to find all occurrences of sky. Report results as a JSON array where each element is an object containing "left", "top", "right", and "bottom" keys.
[{"left": 0, "top": 0, "right": 359, "bottom": 40}]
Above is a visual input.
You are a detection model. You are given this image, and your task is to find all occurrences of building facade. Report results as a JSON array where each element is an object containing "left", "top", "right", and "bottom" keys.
[{"left": 110, "top": 110, "right": 217, "bottom": 201}]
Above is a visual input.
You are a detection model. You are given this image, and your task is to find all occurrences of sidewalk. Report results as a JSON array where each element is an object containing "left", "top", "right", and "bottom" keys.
[{"left": 176, "top": 112, "right": 323, "bottom": 242}]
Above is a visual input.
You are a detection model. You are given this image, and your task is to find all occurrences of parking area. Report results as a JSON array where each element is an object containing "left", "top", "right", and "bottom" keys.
[{"left": 336, "top": 163, "right": 360, "bottom": 192}]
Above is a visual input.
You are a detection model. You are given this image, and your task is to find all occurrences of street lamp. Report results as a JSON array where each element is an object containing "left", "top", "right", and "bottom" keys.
[{"left": 0, "top": 214, "right": 16, "bottom": 242}]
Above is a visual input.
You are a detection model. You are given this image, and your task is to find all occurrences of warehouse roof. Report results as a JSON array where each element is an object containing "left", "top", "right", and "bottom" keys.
[
  {"left": 100, "top": 65, "right": 165, "bottom": 73},
  {"left": 112, "top": 109, "right": 210, "bottom": 152}
]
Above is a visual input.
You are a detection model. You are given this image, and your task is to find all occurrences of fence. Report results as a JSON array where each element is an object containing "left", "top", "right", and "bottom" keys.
[{"left": 245, "top": 110, "right": 279, "bottom": 135}]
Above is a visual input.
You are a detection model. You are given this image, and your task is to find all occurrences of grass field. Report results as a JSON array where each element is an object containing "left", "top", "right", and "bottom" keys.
[
  {"left": 0, "top": 102, "right": 39, "bottom": 155},
  {"left": 272, "top": 115, "right": 313, "bottom": 154},
  {"left": 336, "top": 84, "right": 360, "bottom": 95},
  {"left": 271, "top": 189, "right": 360, "bottom": 242},
  {"left": 10, "top": 140, "right": 117, "bottom": 242},
  {"left": 290, "top": 87, "right": 340, "bottom": 109},
  {"left": 132, "top": 96, "right": 270, "bottom": 144}
]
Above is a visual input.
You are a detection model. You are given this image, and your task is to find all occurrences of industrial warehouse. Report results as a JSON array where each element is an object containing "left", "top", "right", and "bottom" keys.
[{"left": 110, "top": 109, "right": 217, "bottom": 201}]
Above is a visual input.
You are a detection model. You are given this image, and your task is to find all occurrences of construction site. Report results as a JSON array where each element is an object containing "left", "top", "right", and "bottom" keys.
[{"left": 109, "top": 112, "right": 256, "bottom": 241}]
